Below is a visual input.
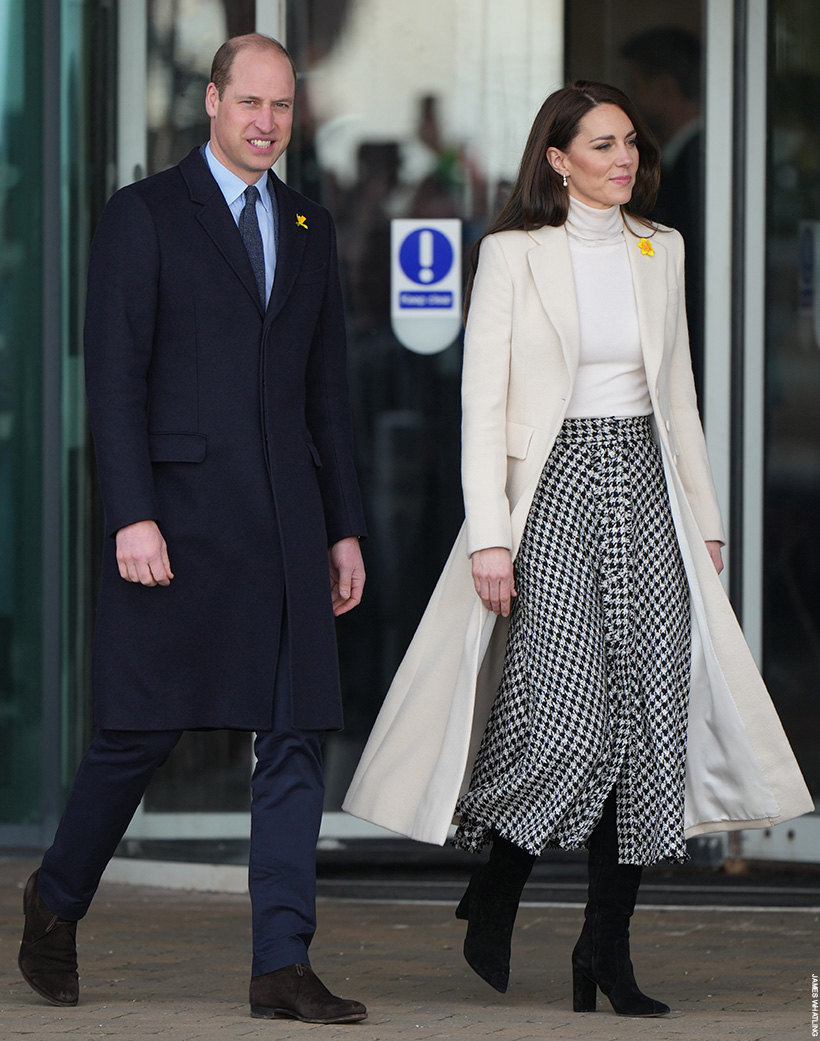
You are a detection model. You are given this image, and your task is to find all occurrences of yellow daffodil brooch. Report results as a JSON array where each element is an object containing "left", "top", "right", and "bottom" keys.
[
  {"left": 637, "top": 237, "right": 654, "bottom": 256},
  {"left": 296, "top": 214, "right": 308, "bottom": 230}
]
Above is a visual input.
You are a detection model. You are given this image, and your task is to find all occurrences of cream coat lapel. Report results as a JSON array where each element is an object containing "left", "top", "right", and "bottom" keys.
[
  {"left": 625, "top": 221, "right": 670, "bottom": 388},
  {"left": 526, "top": 225, "right": 581, "bottom": 379}
]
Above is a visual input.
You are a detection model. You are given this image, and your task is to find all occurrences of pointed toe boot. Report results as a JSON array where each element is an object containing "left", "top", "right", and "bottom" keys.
[
  {"left": 456, "top": 835, "right": 535, "bottom": 993},
  {"left": 572, "top": 914, "right": 670, "bottom": 1017},
  {"left": 571, "top": 794, "right": 670, "bottom": 1017}
]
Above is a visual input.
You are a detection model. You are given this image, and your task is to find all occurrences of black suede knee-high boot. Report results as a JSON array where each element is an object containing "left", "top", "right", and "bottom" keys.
[
  {"left": 572, "top": 793, "right": 670, "bottom": 1016},
  {"left": 455, "top": 835, "right": 535, "bottom": 993}
]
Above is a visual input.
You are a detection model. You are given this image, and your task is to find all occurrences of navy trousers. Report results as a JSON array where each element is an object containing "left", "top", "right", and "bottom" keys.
[{"left": 38, "top": 723, "right": 324, "bottom": 977}]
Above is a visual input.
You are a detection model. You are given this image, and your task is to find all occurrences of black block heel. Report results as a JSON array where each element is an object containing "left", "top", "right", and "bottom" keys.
[
  {"left": 568, "top": 794, "right": 672, "bottom": 1017},
  {"left": 572, "top": 964, "right": 597, "bottom": 1013}
]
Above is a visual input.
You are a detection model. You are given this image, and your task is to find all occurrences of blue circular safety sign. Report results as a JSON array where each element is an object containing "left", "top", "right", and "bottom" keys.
[{"left": 399, "top": 228, "right": 454, "bottom": 285}]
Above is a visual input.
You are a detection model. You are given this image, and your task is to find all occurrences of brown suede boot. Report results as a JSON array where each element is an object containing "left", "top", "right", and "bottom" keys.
[
  {"left": 249, "top": 963, "right": 367, "bottom": 1023},
  {"left": 18, "top": 869, "right": 79, "bottom": 1007}
]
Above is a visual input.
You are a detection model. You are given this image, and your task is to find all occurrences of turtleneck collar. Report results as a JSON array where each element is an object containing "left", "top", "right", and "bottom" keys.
[{"left": 565, "top": 195, "right": 624, "bottom": 246}]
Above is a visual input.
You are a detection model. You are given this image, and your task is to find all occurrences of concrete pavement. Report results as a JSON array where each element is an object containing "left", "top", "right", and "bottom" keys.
[{"left": 1, "top": 856, "right": 816, "bottom": 1039}]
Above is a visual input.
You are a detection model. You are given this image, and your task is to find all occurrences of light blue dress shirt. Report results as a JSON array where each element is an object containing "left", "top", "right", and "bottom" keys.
[{"left": 205, "top": 142, "right": 277, "bottom": 304}]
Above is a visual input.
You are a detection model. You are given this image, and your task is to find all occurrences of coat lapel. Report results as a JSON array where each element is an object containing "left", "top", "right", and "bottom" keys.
[
  {"left": 179, "top": 149, "right": 265, "bottom": 317},
  {"left": 526, "top": 225, "right": 580, "bottom": 378},
  {"left": 625, "top": 218, "right": 670, "bottom": 389},
  {"left": 265, "top": 174, "right": 309, "bottom": 325}
]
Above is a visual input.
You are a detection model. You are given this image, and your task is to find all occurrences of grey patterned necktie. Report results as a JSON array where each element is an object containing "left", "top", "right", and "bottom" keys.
[{"left": 238, "top": 185, "right": 266, "bottom": 306}]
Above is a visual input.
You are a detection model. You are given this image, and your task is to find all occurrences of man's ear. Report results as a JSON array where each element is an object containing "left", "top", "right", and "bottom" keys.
[{"left": 205, "top": 82, "right": 219, "bottom": 119}]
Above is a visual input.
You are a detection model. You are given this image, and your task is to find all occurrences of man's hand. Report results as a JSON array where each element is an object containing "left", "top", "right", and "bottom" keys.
[
  {"left": 116, "top": 520, "right": 174, "bottom": 586},
  {"left": 471, "top": 546, "right": 517, "bottom": 616},
  {"left": 706, "top": 540, "right": 724, "bottom": 575},
  {"left": 329, "top": 537, "right": 365, "bottom": 616}
]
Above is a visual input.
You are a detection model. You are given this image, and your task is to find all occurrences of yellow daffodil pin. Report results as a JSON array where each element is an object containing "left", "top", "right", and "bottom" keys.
[
  {"left": 296, "top": 214, "right": 308, "bottom": 230},
  {"left": 637, "top": 237, "right": 654, "bottom": 256}
]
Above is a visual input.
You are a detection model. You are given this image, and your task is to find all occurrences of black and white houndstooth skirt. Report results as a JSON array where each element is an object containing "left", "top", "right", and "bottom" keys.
[{"left": 453, "top": 415, "right": 691, "bottom": 865}]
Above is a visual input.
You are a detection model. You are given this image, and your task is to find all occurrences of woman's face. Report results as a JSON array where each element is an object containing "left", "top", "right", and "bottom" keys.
[{"left": 548, "top": 103, "right": 639, "bottom": 209}]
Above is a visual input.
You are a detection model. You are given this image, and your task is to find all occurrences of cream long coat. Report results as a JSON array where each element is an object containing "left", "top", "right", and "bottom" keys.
[{"left": 344, "top": 220, "right": 813, "bottom": 845}]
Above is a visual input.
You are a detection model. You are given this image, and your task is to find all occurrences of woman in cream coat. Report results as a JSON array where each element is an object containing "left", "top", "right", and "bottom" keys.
[{"left": 344, "top": 82, "right": 812, "bottom": 1017}]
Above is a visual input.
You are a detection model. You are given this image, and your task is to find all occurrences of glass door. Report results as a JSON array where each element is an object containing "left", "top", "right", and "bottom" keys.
[
  {"left": 120, "top": 0, "right": 566, "bottom": 846},
  {"left": 113, "top": 0, "right": 817, "bottom": 861},
  {"left": 118, "top": 0, "right": 260, "bottom": 848},
  {"left": 284, "top": 0, "right": 564, "bottom": 831},
  {"left": 751, "top": 0, "right": 820, "bottom": 860},
  {"left": 0, "top": 0, "right": 45, "bottom": 833}
]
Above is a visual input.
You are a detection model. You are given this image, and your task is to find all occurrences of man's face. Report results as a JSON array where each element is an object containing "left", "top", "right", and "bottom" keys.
[{"left": 205, "top": 46, "right": 295, "bottom": 184}]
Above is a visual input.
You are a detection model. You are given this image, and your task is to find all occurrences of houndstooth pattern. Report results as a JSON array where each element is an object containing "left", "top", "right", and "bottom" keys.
[{"left": 454, "top": 416, "right": 691, "bottom": 865}]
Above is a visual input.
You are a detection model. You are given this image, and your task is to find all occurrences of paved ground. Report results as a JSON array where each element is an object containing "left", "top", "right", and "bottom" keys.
[{"left": 0, "top": 857, "right": 816, "bottom": 1040}]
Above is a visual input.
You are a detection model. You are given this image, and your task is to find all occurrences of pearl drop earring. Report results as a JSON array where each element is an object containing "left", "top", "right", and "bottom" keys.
[{"left": 562, "top": 173, "right": 568, "bottom": 188}]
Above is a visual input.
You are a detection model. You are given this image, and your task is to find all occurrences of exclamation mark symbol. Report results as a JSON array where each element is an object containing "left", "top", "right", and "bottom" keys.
[{"left": 419, "top": 230, "right": 434, "bottom": 283}]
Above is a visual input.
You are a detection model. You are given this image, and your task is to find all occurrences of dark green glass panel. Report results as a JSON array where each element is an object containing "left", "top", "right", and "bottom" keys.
[
  {"left": 763, "top": 0, "right": 820, "bottom": 796},
  {"left": 0, "top": 0, "right": 44, "bottom": 823}
]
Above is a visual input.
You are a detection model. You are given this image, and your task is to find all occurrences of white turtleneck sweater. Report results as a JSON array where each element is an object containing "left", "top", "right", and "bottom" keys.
[{"left": 563, "top": 196, "right": 652, "bottom": 419}]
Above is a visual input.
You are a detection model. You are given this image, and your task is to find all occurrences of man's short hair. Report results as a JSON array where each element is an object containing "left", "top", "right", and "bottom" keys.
[
  {"left": 621, "top": 27, "right": 701, "bottom": 102},
  {"left": 210, "top": 33, "right": 297, "bottom": 98}
]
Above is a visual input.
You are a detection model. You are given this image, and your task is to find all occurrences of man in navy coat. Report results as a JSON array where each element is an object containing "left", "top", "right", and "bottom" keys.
[{"left": 19, "top": 34, "right": 368, "bottom": 1025}]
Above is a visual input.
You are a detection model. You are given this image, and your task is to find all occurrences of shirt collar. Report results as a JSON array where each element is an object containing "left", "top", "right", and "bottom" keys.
[
  {"left": 204, "top": 142, "right": 271, "bottom": 212},
  {"left": 662, "top": 118, "right": 702, "bottom": 169}
]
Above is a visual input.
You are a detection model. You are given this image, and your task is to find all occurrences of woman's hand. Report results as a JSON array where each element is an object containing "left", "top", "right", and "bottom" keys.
[
  {"left": 706, "top": 540, "right": 724, "bottom": 575},
  {"left": 471, "top": 546, "right": 517, "bottom": 616}
]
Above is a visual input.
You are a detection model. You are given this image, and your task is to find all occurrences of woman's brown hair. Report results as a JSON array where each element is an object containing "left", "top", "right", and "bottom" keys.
[{"left": 464, "top": 80, "right": 661, "bottom": 316}]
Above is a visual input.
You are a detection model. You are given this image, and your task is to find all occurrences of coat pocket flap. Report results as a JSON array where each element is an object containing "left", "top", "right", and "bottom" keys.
[
  {"left": 148, "top": 432, "right": 207, "bottom": 463},
  {"left": 505, "top": 422, "right": 534, "bottom": 460}
]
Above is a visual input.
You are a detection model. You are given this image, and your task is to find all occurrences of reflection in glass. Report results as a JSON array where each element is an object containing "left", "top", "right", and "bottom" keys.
[
  {"left": 0, "top": 0, "right": 43, "bottom": 823},
  {"left": 286, "top": 0, "right": 563, "bottom": 806},
  {"left": 141, "top": 0, "right": 256, "bottom": 814},
  {"left": 59, "top": 0, "right": 114, "bottom": 797},
  {"left": 146, "top": 0, "right": 247, "bottom": 174},
  {"left": 763, "top": 0, "right": 820, "bottom": 796},
  {"left": 568, "top": 4, "right": 705, "bottom": 401}
]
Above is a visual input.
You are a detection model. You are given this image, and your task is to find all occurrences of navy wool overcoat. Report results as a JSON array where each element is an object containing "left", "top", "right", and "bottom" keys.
[{"left": 84, "top": 147, "right": 366, "bottom": 732}]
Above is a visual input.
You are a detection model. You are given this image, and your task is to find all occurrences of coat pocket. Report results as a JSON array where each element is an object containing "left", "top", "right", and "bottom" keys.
[
  {"left": 505, "top": 421, "right": 534, "bottom": 460},
  {"left": 148, "top": 432, "right": 207, "bottom": 462}
]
